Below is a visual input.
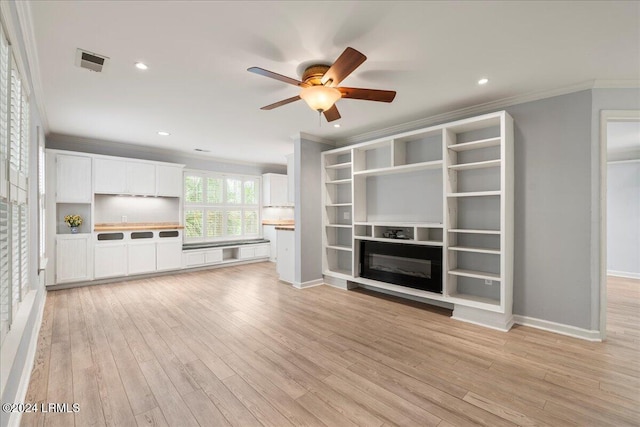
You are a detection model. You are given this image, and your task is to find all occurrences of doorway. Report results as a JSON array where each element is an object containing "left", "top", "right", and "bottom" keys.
[{"left": 600, "top": 111, "right": 640, "bottom": 340}]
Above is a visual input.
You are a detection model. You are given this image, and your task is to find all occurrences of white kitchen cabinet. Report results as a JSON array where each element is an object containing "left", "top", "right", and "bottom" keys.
[
  {"left": 128, "top": 241, "right": 157, "bottom": 275},
  {"left": 56, "top": 154, "right": 92, "bottom": 203},
  {"left": 286, "top": 153, "right": 294, "bottom": 205},
  {"left": 56, "top": 235, "right": 91, "bottom": 283},
  {"left": 262, "top": 173, "right": 289, "bottom": 207},
  {"left": 156, "top": 240, "right": 183, "bottom": 271},
  {"left": 94, "top": 158, "right": 156, "bottom": 195},
  {"left": 276, "top": 229, "right": 295, "bottom": 284},
  {"left": 263, "top": 225, "right": 277, "bottom": 262},
  {"left": 239, "top": 244, "right": 270, "bottom": 260},
  {"left": 129, "top": 163, "right": 156, "bottom": 195},
  {"left": 94, "top": 243, "right": 127, "bottom": 279},
  {"left": 156, "top": 165, "right": 183, "bottom": 197},
  {"left": 205, "top": 249, "right": 223, "bottom": 264},
  {"left": 94, "top": 158, "right": 128, "bottom": 194}
]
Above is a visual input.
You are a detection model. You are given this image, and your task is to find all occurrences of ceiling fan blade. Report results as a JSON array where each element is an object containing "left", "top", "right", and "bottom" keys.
[
  {"left": 248, "top": 67, "right": 305, "bottom": 87},
  {"left": 338, "top": 87, "right": 396, "bottom": 103},
  {"left": 321, "top": 47, "right": 367, "bottom": 87},
  {"left": 323, "top": 105, "right": 341, "bottom": 122},
  {"left": 260, "top": 96, "right": 301, "bottom": 110}
]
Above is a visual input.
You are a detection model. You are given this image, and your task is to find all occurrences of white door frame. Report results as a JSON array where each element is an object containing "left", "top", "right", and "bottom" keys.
[{"left": 599, "top": 110, "right": 640, "bottom": 340}]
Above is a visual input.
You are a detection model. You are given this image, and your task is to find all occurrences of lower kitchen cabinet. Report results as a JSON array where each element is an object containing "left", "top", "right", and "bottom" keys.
[
  {"left": 56, "top": 234, "right": 92, "bottom": 283},
  {"left": 239, "top": 244, "right": 269, "bottom": 260},
  {"left": 276, "top": 229, "right": 295, "bottom": 284},
  {"left": 263, "top": 225, "right": 277, "bottom": 262},
  {"left": 156, "top": 240, "right": 183, "bottom": 271},
  {"left": 94, "top": 243, "right": 127, "bottom": 279},
  {"left": 128, "top": 241, "right": 157, "bottom": 275}
]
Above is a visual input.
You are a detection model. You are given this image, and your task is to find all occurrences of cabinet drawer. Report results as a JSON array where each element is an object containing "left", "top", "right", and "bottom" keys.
[
  {"left": 184, "top": 251, "right": 205, "bottom": 267},
  {"left": 205, "top": 249, "right": 223, "bottom": 264}
]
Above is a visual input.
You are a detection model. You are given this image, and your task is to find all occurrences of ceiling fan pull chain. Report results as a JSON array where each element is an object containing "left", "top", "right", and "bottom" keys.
[{"left": 318, "top": 110, "right": 322, "bottom": 127}]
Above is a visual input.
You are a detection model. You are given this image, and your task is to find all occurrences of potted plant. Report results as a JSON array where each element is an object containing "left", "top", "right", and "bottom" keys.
[{"left": 64, "top": 214, "right": 83, "bottom": 234}]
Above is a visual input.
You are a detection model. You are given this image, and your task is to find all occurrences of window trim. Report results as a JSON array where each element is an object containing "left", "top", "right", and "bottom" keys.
[{"left": 183, "top": 170, "right": 261, "bottom": 243}]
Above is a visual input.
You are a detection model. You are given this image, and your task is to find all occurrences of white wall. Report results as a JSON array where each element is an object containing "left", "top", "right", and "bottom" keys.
[{"left": 607, "top": 161, "right": 640, "bottom": 278}]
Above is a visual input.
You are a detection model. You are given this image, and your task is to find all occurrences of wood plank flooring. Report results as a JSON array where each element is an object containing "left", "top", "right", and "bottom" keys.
[{"left": 21, "top": 265, "right": 640, "bottom": 426}]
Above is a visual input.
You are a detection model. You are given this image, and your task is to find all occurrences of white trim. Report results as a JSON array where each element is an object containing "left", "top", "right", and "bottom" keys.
[
  {"left": 14, "top": 0, "right": 48, "bottom": 132},
  {"left": 6, "top": 289, "right": 46, "bottom": 427},
  {"left": 296, "top": 132, "right": 336, "bottom": 145},
  {"left": 607, "top": 158, "right": 640, "bottom": 165},
  {"left": 599, "top": 110, "right": 640, "bottom": 342},
  {"left": 338, "top": 80, "right": 640, "bottom": 146},
  {"left": 607, "top": 270, "right": 640, "bottom": 280},
  {"left": 513, "top": 315, "right": 602, "bottom": 342},
  {"left": 292, "top": 278, "right": 324, "bottom": 289},
  {"left": 0, "top": 0, "right": 30, "bottom": 97}
]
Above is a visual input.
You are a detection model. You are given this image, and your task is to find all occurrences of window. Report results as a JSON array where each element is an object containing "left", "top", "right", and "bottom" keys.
[
  {"left": 0, "top": 20, "right": 31, "bottom": 345},
  {"left": 183, "top": 171, "right": 260, "bottom": 242}
]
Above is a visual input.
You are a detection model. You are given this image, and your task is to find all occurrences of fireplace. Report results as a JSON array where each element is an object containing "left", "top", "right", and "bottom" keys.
[{"left": 360, "top": 241, "right": 442, "bottom": 293}]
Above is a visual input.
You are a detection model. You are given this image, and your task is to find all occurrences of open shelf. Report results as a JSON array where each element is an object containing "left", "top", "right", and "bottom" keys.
[
  {"left": 447, "top": 191, "right": 501, "bottom": 198},
  {"left": 448, "top": 246, "right": 500, "bottom": 255},
  {"left": 448, "top": 137, "right": 501, "bottom": 152},
  {"left": 326, "top": 203, "right": 352, "bottom": 207},
  {"left": 449, "top": 228, "right": 501, "bottom": 235},
  {"left": 326, "top": 178, "right": 352, "bottom": 185},
  {"left": 326, "top": 224, "right": 352, "bottom": 228},
  {"left": 325, "top": 162, "right": 352, "bottom": 170},
  {"left": 354, "top": 221, "right": 443, "bottom": 228},
  {"left": 356, "top": 236, "right": 442, "bottom": 246},
  {"left": 354, "top": 160, "right": 442, "bottom": 177},
  {"left": 326, "top": 244, "right": 352, "bottom": 252},
  {"left": 448, "top": 159, "right": 501, "bottom": 171},
  {"left": 448, "top": 293, "right": 501, "bottom": 311},
  {"left": 449, "top": 268, "right": 501, "bottom": 281},
  {"left": 323, "top": 269, "right": 352, "bottom": 280}
]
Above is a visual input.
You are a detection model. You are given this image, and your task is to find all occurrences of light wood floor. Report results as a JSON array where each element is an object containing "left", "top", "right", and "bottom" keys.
[{"left": 22, "top": 264, "right": 640, "bottom": 426}]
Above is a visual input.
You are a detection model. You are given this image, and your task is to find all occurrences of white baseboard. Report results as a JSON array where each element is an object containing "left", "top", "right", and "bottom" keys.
[
  {"left": 6, "top": 289, "right": 47, "bottom": 427},
  {"left": 607, "top": 270, "right": 640, "bottom": 280},
  {"left": 292, "top": 278, "right": 324, "bottom": 289},
  {"left": 513, "top": 315, "right": 602, "bottom": 342}
]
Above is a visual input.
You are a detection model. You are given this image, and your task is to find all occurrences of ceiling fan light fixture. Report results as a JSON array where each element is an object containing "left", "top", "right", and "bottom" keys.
[{"left": 299, "top": 85, "right": 341, "bottom": 112}]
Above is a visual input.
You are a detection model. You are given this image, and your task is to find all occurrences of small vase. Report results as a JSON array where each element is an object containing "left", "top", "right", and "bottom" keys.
[{"left": 70, "top": 226, "right": 79, "bottom": 234}]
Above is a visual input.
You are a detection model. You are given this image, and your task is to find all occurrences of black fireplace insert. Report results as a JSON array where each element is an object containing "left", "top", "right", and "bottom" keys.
[{"left": 360, "top": 241, "right": 442, "bottom": 293}]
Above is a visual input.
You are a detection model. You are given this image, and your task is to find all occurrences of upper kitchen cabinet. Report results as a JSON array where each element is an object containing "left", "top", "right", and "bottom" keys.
[
  {"left": 263, "top": 173, "right": 289, "bottom": 207},
  {"left": 156, "top": 165, "right": 183, "bottom": 197},
  {"left": 94, "top": 158, "right": 155, "bottom": 196},
  {"left": 56, "top": 153, "right": 92, "bottom": 203},
  {"left": 94, "top": 157, "right": 183, "bottom": 196}
]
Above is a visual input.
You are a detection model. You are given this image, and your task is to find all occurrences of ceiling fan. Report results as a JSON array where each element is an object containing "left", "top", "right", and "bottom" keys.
[{"left": 248, "top": 47, "right": 396, "bottom": 122}]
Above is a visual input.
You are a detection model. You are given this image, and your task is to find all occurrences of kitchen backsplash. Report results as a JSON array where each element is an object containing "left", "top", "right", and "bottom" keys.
[
  {"left": 262, "top": 207, "right": 294, "bottom": 221},
  {"left": 95, "top": 195, "right": 180, "bottom": 223}
]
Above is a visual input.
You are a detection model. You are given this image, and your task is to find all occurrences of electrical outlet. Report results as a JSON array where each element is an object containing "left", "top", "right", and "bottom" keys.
[
  {"left": 122, "top": 215, "right": 127, "bottom": 223},
  {"left": 484, "top": 279, "right": 492, "bottom": 285}
]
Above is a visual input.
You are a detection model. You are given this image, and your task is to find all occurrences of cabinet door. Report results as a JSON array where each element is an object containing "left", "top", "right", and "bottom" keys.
[
  {"left": 254, "top": 244, "right": 270, "bottom": 258},
  {"left": 128, "top": 242, "right": 157, "bottom": 275},
  {"left": 156, "top": 241, "right": 182, "bottom": 271},
  {"left": 128, "top": 162, "right": 156, "bottom": 196},
  {"left": 94, "top": 243, "right": 127, "bottom": 279},
  {"left": 263, "top": 225, "right": 277, "bottom": 262},
  {"left": 56, "top": 236, "right": 91, "bottom": 283},
  {"left": 205, "top": 249, "right": 223, "bottom": 264},
  {"left": 263, "top": 174, "right": 288, "bottom": 206},
  {"left": 56, "top": 154, "right": 92, "bottom": 203},
  {"left": 238, "top": 246, "right": 255, "bottom": 260},
  {"left": 184, "top": 251, "right": 205, "bottom": 267},
  {"left": 286, "top": 153, "right": 294, "bottom": 205},
  {"left": 156, "top": 165, "right": 183, "bottom": 197},
  {"left": 276, "top": 230, "right": 295, "bottom": 283},
  {"left": 94, "top": 158, "right": 128, "bottom": 194}
]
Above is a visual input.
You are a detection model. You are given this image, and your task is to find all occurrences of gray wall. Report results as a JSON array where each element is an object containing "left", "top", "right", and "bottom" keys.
[
  {"left": 46, "top": 133, "right": 287, "bottom": 175},
  {"left": 505, "top": 91, "right": 594, "bottom": 329},
  {"left": 293, "top": 135, "right": 333, "bottom": 285},
  {"left": 607, "top": 161, "right": 640, "bottom": 276}
]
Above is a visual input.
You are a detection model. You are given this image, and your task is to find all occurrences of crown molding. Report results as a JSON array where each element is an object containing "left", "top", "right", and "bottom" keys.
[
  {"left": 292, "top": 132, "right": 336, "bottom": 145},
  {"left": 338, "top": 80, "right": 640, "bottom": 146},
  {"left": 46, "top": 133, "right": 286, "bottom": 170}
]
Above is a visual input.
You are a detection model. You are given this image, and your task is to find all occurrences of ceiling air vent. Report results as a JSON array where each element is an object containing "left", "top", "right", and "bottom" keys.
[{"left": 75, "top": 48, "right": 109, "bottom": 72}]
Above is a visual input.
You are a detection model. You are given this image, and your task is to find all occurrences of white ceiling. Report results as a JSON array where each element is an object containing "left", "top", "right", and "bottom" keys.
[{"left": 28, "top": 1, "right": 640, "bottom": 166}]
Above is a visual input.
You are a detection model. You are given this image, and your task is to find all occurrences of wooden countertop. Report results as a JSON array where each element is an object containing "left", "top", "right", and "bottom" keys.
[
  {"left": 262, "top": 219, "right": 295, "bottom": 226},
  {"left": 275, "top": 225, "right": 295, "bottom": 231},
  {"left": 94, "top": 223, "right": 184, "bottom": 231}
]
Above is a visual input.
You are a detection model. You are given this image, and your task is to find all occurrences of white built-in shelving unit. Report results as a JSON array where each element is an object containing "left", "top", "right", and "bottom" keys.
[{"left": 321, "top": 111, "right": 514, "bottom": 330}]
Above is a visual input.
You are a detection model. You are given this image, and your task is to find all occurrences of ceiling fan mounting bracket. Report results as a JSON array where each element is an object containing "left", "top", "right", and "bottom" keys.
[{"left": 302, "top": 64, "right": 330, "bottom": 86}]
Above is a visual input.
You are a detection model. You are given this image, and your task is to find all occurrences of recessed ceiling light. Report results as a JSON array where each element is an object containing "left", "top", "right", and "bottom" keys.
[
  {"left": 334, "top": 124, "right": 341, "bottom": 128},
  {"left": 157, "top": 131, "right": 170, "bottom": 136},
  {"left": 478, "top": 77, "right": 489, "bottom": 85},
  {"left": 135, "top": 62, "right": 148, "bottom": 70}
]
